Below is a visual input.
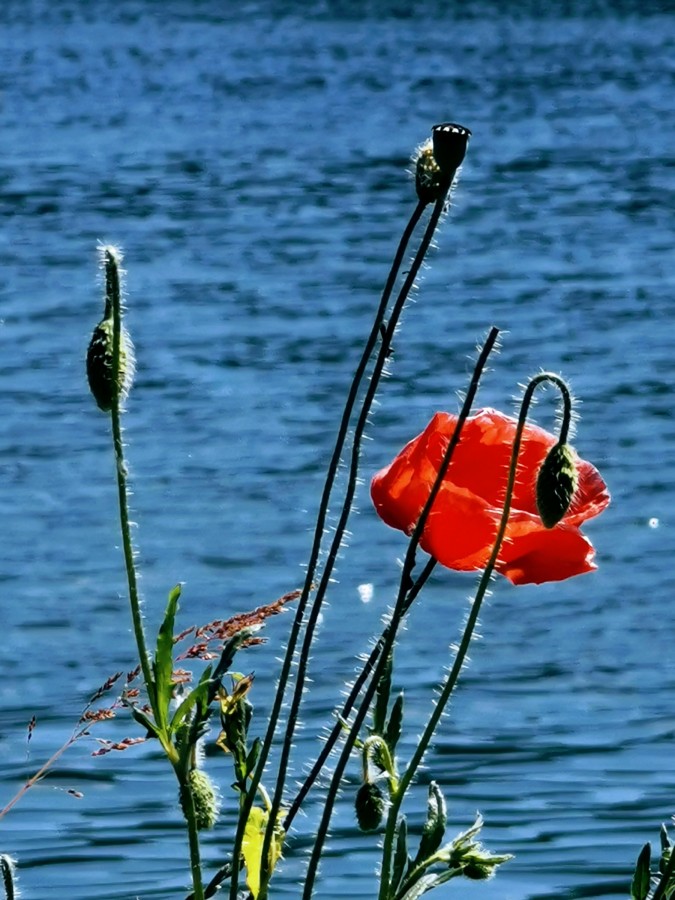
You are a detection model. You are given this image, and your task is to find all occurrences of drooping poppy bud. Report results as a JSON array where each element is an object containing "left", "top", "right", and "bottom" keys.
[
  {"left": 431, "top": 123, "right": 471, "bottom": 177},
  {"left": 355, "top": 781, "right": 386, "bottom": 832},
  {"left": 536, "top": 442, "right": 579, "bottom": 529},
  {"left": 414, "top": 140, "right": 444, "bottom": 204}
]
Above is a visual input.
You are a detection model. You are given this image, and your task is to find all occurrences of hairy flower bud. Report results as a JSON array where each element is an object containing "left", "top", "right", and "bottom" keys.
[
  {"left": 86, "top": 246, "right": 135, "bottom": 412},
  {"left": 181, "top": 769, "right": 219, "bottom": 831},
  {"left": 355, "top": 782, "right": 386, "bottom": 832},
  {"left": 86, "top": 316, "right": 134, "bottom": 412},
  {"left": 536, "top": 442, "right": 578, "bottom": 529}
]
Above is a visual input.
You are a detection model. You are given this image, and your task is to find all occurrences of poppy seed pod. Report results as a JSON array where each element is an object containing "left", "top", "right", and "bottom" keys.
[
  {"left": 431, "top": 123, "right": 471, "bottom": 176},
  {"left": 536, "top": 442, "right": 579, "bottom": 529},
  {"left": 415, "top": 141, "right": 444, "bottom": 204},
  {"left": 355, "top": 782, "right": 386, "bottom": 832}
]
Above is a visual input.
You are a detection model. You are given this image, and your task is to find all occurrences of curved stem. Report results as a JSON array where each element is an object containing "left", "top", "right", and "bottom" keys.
[
  {"left": 258, "top": 187, "right": 454, "bottom": 898},
  {"left": 377, "top": 371, "right": 571, "bottom": 898},
  {"left": 302, "top": 326, "right": 500, "bottom": 899},
  {"left": 227, "top": 200, "right": 427, "bottom": 900},
  {"left": 282, "top": 556, "right": 436, "bottom": 833}
]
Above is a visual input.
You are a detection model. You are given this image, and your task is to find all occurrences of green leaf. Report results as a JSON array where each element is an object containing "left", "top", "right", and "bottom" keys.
[
  {"left": 631, "top": 843, "right": 651, "bottom": 900},
  {"left": 153, "top": 584, "right": 182, "bottom": 731},
  {"left": 126, "top": 703, "right": 160, "bottom": 739},
  {"left": 397, "top": 873, "right": 443, "bottom": 900},
  {"left": 384, "top": 691, "right": 404, "bottom": 754},
  {"left": 390, "top": 816, "right": 410, "bottom": 896},
  {"left": 246, "top": 737, "right": 261, "bottom": 777},
  {"left": 373, "top": 649, "right": 393, "bottom": 736},
  {"left": 414, "top": 782, "right": 447, "bottom": 865},
  {"left": 169, "top": 666, "right": 213, "bottom": 733}
]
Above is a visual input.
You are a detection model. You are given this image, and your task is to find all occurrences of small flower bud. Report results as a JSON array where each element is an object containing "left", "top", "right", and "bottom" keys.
[
  {"left": 86, "top": 317, "right": 134, "bottom": 412},
  {"left": 181, "top": 769, "right": 219, "bottom": 831},
  {"left": 431, "top": 123, "right": 471, "bottom": 176},
  {"left": 415, "top": 140, "right": 444, "bottom": 204},
  {"left": 536, "top": 442, "right": 578, "bottom": 529},
  {"left": 87, "top": 246, "right": 135, "bottom": 412},
  {"left": 355, "top": 782, "right": 386, "bottom": 832}
]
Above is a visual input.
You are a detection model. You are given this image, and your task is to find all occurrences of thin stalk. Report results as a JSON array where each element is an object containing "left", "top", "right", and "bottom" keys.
[
  {"left": 227, "top": 199, "right": 426, "bottom": 899},
  {"left": 283, "top": 556, "right": 437, "bottom": 833},
  {"left": 0, "top": 726, "right": 86, "bottom": 821},
  {"left": 179, "top": 773, "right": 206, "bottom": 900},
  {"left": 302, "top": 327, "right": 500, "bottom": 898},
  {"left": 377, "top": 371, "right": 570, "bottom": 899},
  {"left": 103, "top": 250, "right": 204, "bottom": 900},
  {"left": 258, "top": 184, "right": 454, "bottom": 897},
  {"left": 105, "top": 251, "right": 154, "bottom": 699}
]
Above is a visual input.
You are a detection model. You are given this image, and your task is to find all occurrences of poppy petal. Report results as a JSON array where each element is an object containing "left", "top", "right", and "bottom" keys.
[
  {"left": 497, "top": 521, "right": 597, "bottom": 585},
  {"left": 371, "top": 408, "right": 610, "bottom": 586}
]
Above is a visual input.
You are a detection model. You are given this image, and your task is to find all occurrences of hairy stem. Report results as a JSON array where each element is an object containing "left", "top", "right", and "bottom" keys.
[
  {"left": 227, "top": 199, "right": 426, "bottom": 899},
  {"left": 378, "top": 370, "right": 570, "bottom": 898},
  {"left": 302, "top": 327, "right": 500, "bottom": 898}
]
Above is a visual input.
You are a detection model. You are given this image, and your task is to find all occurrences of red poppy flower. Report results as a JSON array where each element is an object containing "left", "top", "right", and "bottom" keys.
[{"left": 370, "top": 408, "right": 610, "bottom": 585}]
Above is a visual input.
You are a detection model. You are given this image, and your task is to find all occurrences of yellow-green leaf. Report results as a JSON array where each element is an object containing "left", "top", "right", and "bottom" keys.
[{"left": 241, "top": 806, "right": 285, "bottom": 898}]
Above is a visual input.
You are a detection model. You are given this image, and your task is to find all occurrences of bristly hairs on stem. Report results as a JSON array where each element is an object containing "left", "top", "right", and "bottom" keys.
[
  {"left": 302, "top": 325, "right": 499, "bottom": 900},
  {"left": 228, "top": 124, "right": 469, "bottom": 899},
  {"left": 87, "top": 248, "right": 206, "bottom": 900},
  {"left": 376, "top": 371, "right": 575, "bottom": 899},
  {"left": 252, "top": 124, "right": 471, "bottom": 900},
  {"left": 0, "top": 855, "right": 17, "bottom": 900}
]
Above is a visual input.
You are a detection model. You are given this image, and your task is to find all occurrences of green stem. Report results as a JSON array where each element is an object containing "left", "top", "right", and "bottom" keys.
[
  {"left": 302, "top": 327, "right": 500, "bottom": 899},
  {"left": 378, "top": 371, "right": 571, "bottom": 899},
  {"left": 105, "top": 249, "right": 154, "bottom": 700},
  {"left": 227, "top": 200, "right": 427, "bottom": 900},
  {"left": 104, "top": 249, "right": 203, "bottom": 899},
  {"left": 258, "top": 187, "right": 454, "bottom": 899},
  {"left": 282, "top": 557, "right": 436, "bottom": 833},
  {"left": 178, "top": 772, "right": 206, "bottom": 900},
  {"left": 651, "top": 844, "right": 675, "bottom": 900}
]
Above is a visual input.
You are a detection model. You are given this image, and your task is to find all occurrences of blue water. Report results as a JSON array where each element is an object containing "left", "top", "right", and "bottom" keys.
[{"left": 1, "top": 1, "right": 674, "bottom": 897}]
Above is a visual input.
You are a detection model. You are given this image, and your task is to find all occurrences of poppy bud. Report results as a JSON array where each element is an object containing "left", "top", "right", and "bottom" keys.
[
  {"left": 86, "top": 317, "right": 134, "bottom": 412},
  {"left": 87, "top": 246, "right": 135, "bottom": 412},
  {"left": 355, "top": 782, "right": 386, "bottom": 832},
  {"left": 181, "top": 769, "right": 220, "bottom": 831},
  {"left": 431, "top": 123, "right": 471, "bottom": 177},
  {"left": 415, "top": 141, "right": 444, "bottom": 204},
  {"left": 536, "top": 442, "right": 578, "bottom": 529}
]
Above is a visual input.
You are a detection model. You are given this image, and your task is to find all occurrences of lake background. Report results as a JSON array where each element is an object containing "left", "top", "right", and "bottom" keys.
[{"left": 1, "top": 0, "right": 674, "bottom": 897}]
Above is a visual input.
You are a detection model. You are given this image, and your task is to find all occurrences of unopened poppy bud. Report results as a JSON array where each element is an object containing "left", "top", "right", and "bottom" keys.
[
  {"left": 355, "top": 782, "right": 386, "bottom": 832},
  {"left": 536, "top": 442, "right": 578, "bottom": 529},
  {"left": 431, "top": 123, "right": 471, "bottom": 177},
  {"left": 415, "top": 140, "right": 444, "bottom": 204},
  {"left": 87, "top": 246, "right": 135, "bottom": 412},
  {"left": 181, "top": 769, "right": 219, "bottom": 831},
  {"left": 86, "top": 317, "right": 134, "bottom": 411}
]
